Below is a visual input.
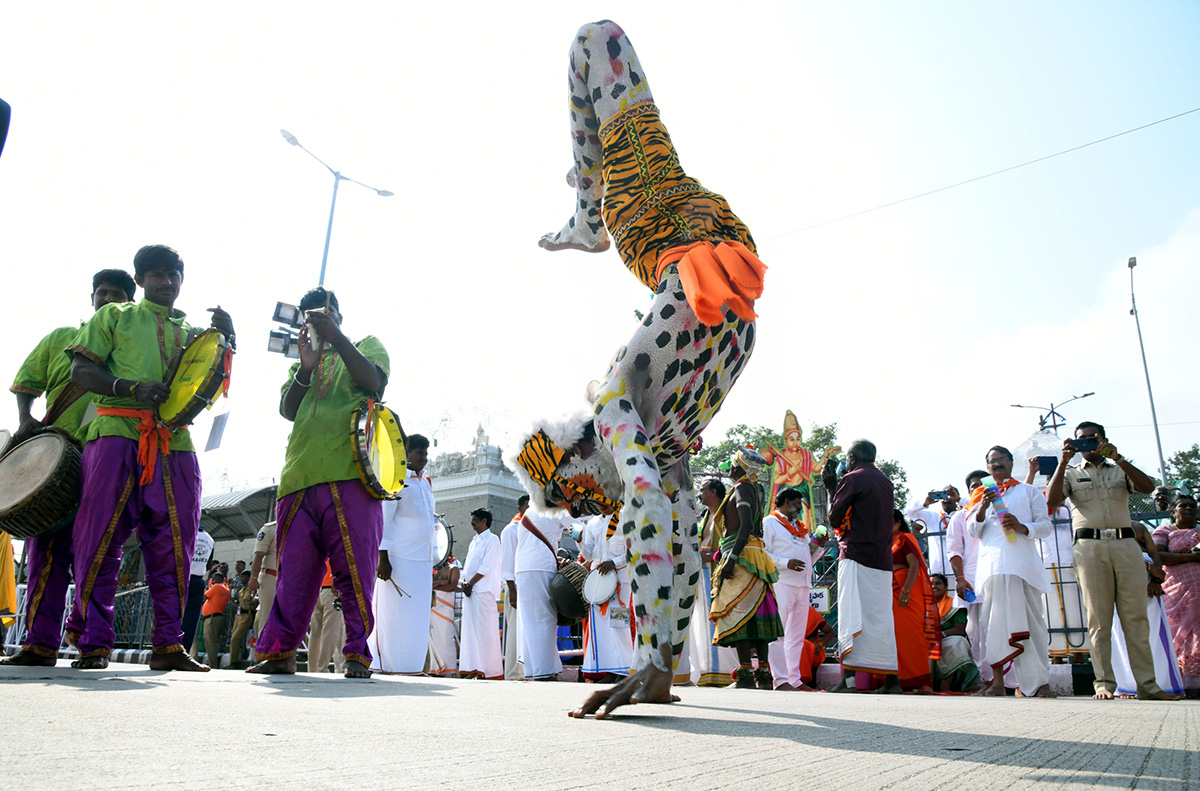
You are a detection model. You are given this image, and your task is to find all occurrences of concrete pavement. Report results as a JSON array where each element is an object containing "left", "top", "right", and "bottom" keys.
[{"left": 1, "top": 663, "right": 1195, "bottom": 790}]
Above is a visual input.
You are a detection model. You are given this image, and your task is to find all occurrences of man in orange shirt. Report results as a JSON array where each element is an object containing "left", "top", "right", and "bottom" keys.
[{"left": 201, "top": 573, "right": 231, "bottom": 668}]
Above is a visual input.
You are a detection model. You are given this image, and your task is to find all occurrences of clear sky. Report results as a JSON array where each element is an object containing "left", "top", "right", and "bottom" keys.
[{"left": 2, "top": 2, "right": 1198, "bottom": 506}]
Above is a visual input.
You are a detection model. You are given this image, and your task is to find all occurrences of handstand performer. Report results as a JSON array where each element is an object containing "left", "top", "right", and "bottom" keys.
[{"left": 511, "top": 20, "right": 765, "bottom": 717}]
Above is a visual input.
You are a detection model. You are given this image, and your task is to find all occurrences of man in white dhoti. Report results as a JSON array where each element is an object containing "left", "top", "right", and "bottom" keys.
[
  {"left": 370, "top": 434, "right": 435, "bottom": 674},
  {"left": 765, "top": 487, "right": 826, "bottom": 690},
  {"left": 428, "top": 557, "right": 460, "bottom": 676},
  {"left": 906, "top": 485, "right": 961, "bottom": 577},
  {"left": 684, "top": 479, "right": 739, "bottom": 686},
  {"left": 826, "top": 440, "right": 900, "bottom": 693},
  {"left": 516, "top": 509, "right": 564, "bottom": 680},
  {"left": 500, "top": 496, "right": 526, "bottom": 680},
  {"left": 579, "top": 513, "right": 633, "bottom": 681},
  {"left": 967, "top": 445, "right": 1054, "bottom": 697},
  {"left": 460, "top": 509, "right": 503, "bottom": 679}
]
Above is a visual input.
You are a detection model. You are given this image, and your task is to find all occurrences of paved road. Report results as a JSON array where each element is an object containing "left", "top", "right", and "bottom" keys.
[{"left": 2, "top": 664, "right": 1194, "bottom": 790}]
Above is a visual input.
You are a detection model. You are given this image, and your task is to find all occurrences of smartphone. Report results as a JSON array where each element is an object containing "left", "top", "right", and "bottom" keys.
[
  {"left": 929, "top": 490, "right": 950, "bottom": 501},
  {"left": 1037, "top": 456, "right": 1059, "bottom": 476},
  {"left": 1069, "top": 437, "right": 1100, "bottom": 453}
]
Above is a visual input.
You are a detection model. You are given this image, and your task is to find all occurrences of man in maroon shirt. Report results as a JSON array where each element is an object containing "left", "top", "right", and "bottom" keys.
[{"left": 826, "top": 439, "right": 901, "bottom": 693}]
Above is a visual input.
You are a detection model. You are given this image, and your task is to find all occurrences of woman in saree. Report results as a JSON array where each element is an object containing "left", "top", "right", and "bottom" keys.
[
  {"left": 930, "top": 573, "right": 982, "bottom": 692},
  {"left": 1152, "top": 494, "right": 1200, "bottom": 697}
]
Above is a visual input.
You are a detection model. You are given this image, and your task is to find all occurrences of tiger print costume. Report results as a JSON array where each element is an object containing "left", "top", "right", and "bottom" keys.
[{"left": 520, "top": 21, "right": 763, "bottom": 714}]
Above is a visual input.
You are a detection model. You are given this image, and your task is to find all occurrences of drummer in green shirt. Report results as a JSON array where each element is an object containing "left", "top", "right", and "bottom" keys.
[
  {"left": 65, "top": 244, "right": 234, "bottom": 670},
  {"left": 249, "top": 286, "right": 389, "bottom": 679},
  {"left": 1, "top": 269, "right": 135, "bottom": 667}
]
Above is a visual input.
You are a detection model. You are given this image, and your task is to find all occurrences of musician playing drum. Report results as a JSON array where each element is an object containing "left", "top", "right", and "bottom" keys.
[
  {"left": 249, "top": 287, "right": 388, "bottom": 680},
  {"left": 66, "top": 246, "right": 234, "bottom": 670},
  {"left": 1, "top": 269, "right": 135, "bottom": 667}
]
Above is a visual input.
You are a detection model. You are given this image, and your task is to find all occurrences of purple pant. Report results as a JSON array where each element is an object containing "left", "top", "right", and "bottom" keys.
[
  {"left": 20, "top": 527, "right": 79, "bottom": 656},
  {"left": 256, "top": 480, "right": 382, "bottom": 668},
  {"left": 69, "top": 436, "right": 200, "bottom": 657}
]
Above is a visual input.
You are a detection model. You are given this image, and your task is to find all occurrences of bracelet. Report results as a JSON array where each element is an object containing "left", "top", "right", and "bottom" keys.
[
  {"left": 293, "top": 373, "right": 312, "bottom": 388},
  {"left": 112, "top": 378, "right": 121, "bottom": 396}
]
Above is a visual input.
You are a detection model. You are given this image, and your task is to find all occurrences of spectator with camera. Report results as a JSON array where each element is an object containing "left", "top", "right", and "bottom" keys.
[
  {"left": 1046, "top": 421, "right": 1177, "bottom": 701},
  {"left": 905, "top": 485, "right": 961, "bottom": 577}
]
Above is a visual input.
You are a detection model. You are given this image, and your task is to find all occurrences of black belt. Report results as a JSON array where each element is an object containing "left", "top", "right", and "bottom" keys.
[{"left": 1074, "top": 528, "right": 1135, "bottom": 540}]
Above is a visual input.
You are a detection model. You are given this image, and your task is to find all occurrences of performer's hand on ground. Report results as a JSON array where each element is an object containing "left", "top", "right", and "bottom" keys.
[
  {"left": 568, "top": 647, "right": 679, "bottom": 719},
  {"left": 133, "top": 381, "right": 170, "bottom": 407},
  {"left": 148, "top": 652, "right": 210, "bottom": 672}
]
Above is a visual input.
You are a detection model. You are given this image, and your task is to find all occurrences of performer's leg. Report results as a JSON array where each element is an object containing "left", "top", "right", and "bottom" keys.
[
  {"left": 324, "top": 480, "right": 382, "bottom": 677},
  {"left": 251, "top": 489, "right": 326, "bottom": 672},
  {"left": 663, "top": 457, "right": 700, "bottom": 669},
  {"left": 540, "top": 20, "right": 653, "bottom": 252},
  {"left": 4, "top": 531, "right": 73, "bottom": 664},
  {"left": 139, "top": 451, "right": 204, "bottom": 669},
  {"left": 70, "top": 437, "right": 139, "bottom": 666}
]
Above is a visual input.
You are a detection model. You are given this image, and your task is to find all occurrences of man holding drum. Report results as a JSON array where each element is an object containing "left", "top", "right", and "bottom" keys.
[
  {"left": 1, "top": 268, "right": 135, "bottom": 667},
  {"left": 66, "top": 245, "right": 234, "bottom": 670},
  {"left": 249, "top": 287, "right": 388, "bottom": 680}
]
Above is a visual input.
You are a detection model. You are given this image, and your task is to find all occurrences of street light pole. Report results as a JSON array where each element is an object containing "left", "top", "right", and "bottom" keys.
[
  {"left": 280, "top": 129, "right": 393, "bottom": 287},
  {"left": 1129, "top": 257, "right": 1169, "bottom": 485},
  {"left": 1010, "top": 392, "right": 1095, "bottom": 435}
]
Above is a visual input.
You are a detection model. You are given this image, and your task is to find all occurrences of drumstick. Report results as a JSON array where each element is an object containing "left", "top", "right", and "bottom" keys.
[{"left": 389, "top": 578, "right": 410, "bottom": 598}]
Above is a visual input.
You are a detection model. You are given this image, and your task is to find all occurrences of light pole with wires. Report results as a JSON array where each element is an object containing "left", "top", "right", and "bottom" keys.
[
  {"left": 1129, "top": 257, "right": 1168, "bottom": 485},
  {"left": 280, "top": 129, "right": 393, "bottom": 286}
]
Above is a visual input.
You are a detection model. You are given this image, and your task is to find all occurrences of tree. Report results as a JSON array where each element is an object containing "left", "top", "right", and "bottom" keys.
[{"left": 1166, "top": 444, "right": 1200, "bottom": 486}]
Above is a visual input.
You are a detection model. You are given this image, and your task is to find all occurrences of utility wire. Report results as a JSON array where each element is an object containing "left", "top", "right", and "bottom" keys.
[{"left": 766, "top": 105, "right": 1200, "bottom": 240}]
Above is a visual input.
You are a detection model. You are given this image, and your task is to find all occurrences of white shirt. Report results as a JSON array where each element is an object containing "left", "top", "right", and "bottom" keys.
[
  {"left": 515, "top": 511, "right": 566, "bottom": 574},
  {"left": 463, "top": 529, "right": 502, "bottom": 599},
  {"left": 945, "top": 509, "right": 978, "bottom": 607},
  {"left": 762, "top": 512, "right": 815, "bottom": 588},
  {"left": 905, "top": 502, "right": 957, "bottom": 575},
  {"left": 580, "top": 514, "right": 625, "bottom": 568},
  {"left": 500, "top": 517, "right": 520, "bottom": 582},
  {"left": 1038, "top": 504, "right": 1075, "bottom": 567},
  {"left": 191, "top": 530, "right": 215, "bottom": 577},
  {"left": 967, "top": 481, "right": 1053, "bottom": 593},
  {"left": 380, "top": 471, "right": 435, "bottom": 561}
]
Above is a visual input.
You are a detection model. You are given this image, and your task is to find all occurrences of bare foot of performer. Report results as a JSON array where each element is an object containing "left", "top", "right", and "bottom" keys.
[
  {"left": 149, "top": 652, "right": 210, "bottom": 672},
  {"left": 344, "top": 660, "right": 372, "bottom": 679},
  {"left": 247, "top": 656, "right": 297, "bottom": 675},
  {"left": 71, "top": 655, "right": 109, "bottom": 669},
  {"left": 0, "top": 649, "right": 58, "bottom": 667}
]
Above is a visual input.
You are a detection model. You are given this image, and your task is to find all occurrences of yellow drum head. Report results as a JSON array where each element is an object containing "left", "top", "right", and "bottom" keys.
[
  {"left": 354, "top": 401, "right": 407, "bottom": 499},
  {"left": 159, "top": 330, "right": 227, "bottom": 427}
]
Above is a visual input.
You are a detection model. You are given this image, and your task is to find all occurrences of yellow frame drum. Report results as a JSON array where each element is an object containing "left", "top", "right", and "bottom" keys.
[
  {"left": 157, "top": 329, "right": 231, "bottom": 431},
  {"left": 351, "top": 399, "right": 407, "bottom": 500}
]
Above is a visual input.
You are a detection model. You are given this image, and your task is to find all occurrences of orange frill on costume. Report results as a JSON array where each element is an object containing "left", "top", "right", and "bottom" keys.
[{"left": 655, "top": 240, "right": 766, "bottom": 327}]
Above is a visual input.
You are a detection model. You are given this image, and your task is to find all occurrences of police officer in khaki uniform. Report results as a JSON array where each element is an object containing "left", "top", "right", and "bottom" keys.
[{"left": 249, "top": 520, "right": 278, "bottom": 640}]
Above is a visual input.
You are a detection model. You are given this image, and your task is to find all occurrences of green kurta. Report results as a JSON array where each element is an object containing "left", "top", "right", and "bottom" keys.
[
  {"left": 10, "top": 324, "right": 91, "bottom": 441},
  {"left": 68, "top": 298, "right": 195, "bottom": 452},
  {"left": 277, "top": 336, "right": 389, "bottom": 499}
]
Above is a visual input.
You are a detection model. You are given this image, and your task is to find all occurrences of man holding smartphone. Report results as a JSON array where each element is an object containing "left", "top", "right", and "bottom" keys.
[{"left": 1046, "top": 421, "right": 1177, "bottom": 701}]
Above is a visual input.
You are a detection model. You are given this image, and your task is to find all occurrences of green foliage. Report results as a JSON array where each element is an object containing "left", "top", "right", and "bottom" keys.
[
  {"left": 877, "top": 458, "right": 910, "bottom": 511},
  {"left": 1166, "top": 444, "right": 1200, "bottom": 486}
]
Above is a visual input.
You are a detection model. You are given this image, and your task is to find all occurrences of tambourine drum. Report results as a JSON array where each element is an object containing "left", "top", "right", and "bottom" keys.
[
  {"left": 0, "top": 430, "right": 82, "bottom": 539},
  {"left": 583, "top": 568, "right": 618, "bottom": 605},
  {"left": 351, "top": 399, "right": 407, "bottom": 500},
  {"left": 549, "top": 561, "right": 589, "bottom": 626},
  {"left": 431, "top": 516, "right": 453, "bottom": 568},
  {"left": 158, "top": 329, "right": 231, "bottom": 431}
]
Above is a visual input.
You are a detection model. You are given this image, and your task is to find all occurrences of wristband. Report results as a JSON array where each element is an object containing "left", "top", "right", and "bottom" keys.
[{"left": 112, "top": 378, "right": 121, "bottom": 396}]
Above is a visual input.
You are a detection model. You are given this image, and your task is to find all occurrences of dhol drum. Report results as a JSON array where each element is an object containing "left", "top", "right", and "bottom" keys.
[
  {"left": 0, "top": 428, "right": 11, "bottom": 459},
  {"left": 583, "top": 568, "right": 618, "bottom": 605},
  {"left": 157, "top": 329, "right": 232, "bottom": 431},
  {"left": 0, "top": 429, "right": 82, "bottom": 539},
  {"left": 431, "top": 516, "right": 454, "bottom": 568},
  {"left": 350, "top": 399, "right": 407, "bottom": 500},
  {"left": 549, "top": 561, "right": 589, "bottom": 626}
]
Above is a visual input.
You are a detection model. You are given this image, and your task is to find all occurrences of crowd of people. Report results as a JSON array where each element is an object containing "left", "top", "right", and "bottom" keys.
[{"left": 1, "top": 21, "right": 1196, "bottom": 722}]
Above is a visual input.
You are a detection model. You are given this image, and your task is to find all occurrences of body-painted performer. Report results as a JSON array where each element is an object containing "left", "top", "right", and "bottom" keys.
[
  {"left": 1, "top": 269, "right": 135, "bottom": 666},
  {"left": 513, "top": 20, "right": 765, "bottom": 718},
  {"left": 67, "top": 246, "right": 233, "bottom": 670},
  {"left": 249, "top": 287, "right": 387, "bottom": 679},
  {"left": 710, "top": 449, "right": 783, "bottom": 690}
]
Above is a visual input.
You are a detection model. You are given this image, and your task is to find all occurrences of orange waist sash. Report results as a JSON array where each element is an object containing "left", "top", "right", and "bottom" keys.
[
  {"left": 96, "top": 406, "right": 172, "bottom": 486},
  {"left": 656, "top": 240, "right": 766, "bottom": 327}
]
